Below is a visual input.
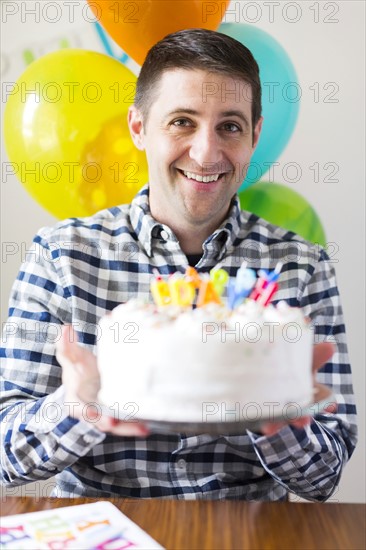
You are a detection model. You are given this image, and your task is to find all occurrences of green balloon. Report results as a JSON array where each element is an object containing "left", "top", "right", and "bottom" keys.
[{"left": 238, "top": 182, "right": 326, "bottom": 247}]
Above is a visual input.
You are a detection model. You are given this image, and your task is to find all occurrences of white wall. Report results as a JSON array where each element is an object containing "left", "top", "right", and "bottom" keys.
[{"left": 1, "top": 1, "right": 365, "bottom": 502}]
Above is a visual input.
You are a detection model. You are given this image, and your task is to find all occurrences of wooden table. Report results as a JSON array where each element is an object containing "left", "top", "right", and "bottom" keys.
[{"left": 1, "top": 497, "right": 365, "bottom": 550}]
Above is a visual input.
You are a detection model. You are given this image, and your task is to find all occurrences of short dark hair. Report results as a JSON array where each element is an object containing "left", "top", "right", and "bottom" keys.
[{"left": 135, "top": 28, "right": 262, "bottom": 134}]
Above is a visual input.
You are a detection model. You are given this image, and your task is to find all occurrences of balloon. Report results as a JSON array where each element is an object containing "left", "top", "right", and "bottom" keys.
[
  {"left": 238, "top": 182, "right": 326, "bottom": 247},
  {"left": 219, "top": 23, "right": 300, "bottom": 191},
  {"left": 88, "top": 1, "right": 230, "bottom": 66},
  {"left": 4, "top": 50, "right": 148, "bottom": 219}
]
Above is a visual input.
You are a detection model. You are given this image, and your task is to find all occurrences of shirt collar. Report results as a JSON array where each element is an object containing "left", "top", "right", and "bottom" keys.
[
  {"left": 203, "top": 195, "right": 242, "bottom": 262},
  {"left": 129, "top": 184, "right": 242, "bottom": 260}
]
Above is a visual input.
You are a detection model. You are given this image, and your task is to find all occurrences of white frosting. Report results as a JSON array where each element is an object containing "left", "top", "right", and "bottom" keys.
[{"left": 97, "top": 300, "right": 313, "bottom": 423}]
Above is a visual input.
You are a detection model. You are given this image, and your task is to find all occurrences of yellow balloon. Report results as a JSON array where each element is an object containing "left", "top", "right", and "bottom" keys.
[{"left": 4, "top": 49, "right": 148, "bottom": 218}]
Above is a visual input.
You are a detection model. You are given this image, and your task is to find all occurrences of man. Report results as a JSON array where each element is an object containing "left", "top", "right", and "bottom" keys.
[{"left": 0, "top": 29, "right": 357, "bottom": 501}]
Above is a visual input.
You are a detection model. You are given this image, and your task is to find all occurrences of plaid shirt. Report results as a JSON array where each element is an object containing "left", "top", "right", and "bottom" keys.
[{"left": 0, "top": 185, "right": 357, "bottom": 501}]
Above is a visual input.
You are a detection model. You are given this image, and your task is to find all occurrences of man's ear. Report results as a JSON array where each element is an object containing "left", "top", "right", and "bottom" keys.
[
  {"left": 252, "top": 116, "right": 263, "bottom": 149},
  {"left": 128, "top": 105, "right": 145, "bottom": 150}
]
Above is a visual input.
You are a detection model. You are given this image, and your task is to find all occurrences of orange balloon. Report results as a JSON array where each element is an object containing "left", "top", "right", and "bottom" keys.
[{"left": 88, "top": 1, "right": 230, "bottom": 65}]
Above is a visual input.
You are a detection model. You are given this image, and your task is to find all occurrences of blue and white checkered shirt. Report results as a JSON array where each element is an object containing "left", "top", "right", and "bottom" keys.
[{"left": 0, "top": 185, "right": 357, "bottom": 501}]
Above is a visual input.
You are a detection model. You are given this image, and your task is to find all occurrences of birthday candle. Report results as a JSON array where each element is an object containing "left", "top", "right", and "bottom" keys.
[
  {"left": 249, "top": 275, "right": 267, "bottom": 302},
  {"left": 228, "top": 262, "right": 256, "bottom": 309},
  {"left": 210, "top": 268, "right": 229, "bottom": 296},
  {"left": 196, "top": 276, "right": 222, "bottom": 307},
  {"left": 255, "top": 281, "right": 278, "bottom": 306},
  {"left": 258, "top": 262, "right": 283, "bottom": 284},
  {"left": 235, "top": 263, "right": 256, "bottom": 294},
  {"left": 250, "top": 262, "right": 282, "bottom": 305},
  {"left": 150, "top": 270, "right": 171, "bottom": 306},
  {"left": 185, "top": 266, "right": 202, "bottom": 290},
  {"left": 169, "top": 277, "right": 195, "bottom": 307}
]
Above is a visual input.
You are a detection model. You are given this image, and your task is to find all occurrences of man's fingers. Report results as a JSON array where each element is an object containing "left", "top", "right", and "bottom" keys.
[
  {"left": 261, "top": 422, "right": 285, "bottom": 436},
  {"left": 261, "top": 416, "right": 311, "bottom": 436},
  {"left": 98, "top": 417, "right": 150, "bottom": 437},
  {"left": 324, "top": 402, "right": 337, "bottom": 413},
  {"left": 56, "top": 325, "right": 100, "bottom": 404},
  {"left": 56, "top": 325, "right": 97, "bottom": 372},
  {"left": 312, "top": 342, "right": 335, "bottom": 372},
  {"left": 56, "top": 325, "right": 79, "bottom": 364}
]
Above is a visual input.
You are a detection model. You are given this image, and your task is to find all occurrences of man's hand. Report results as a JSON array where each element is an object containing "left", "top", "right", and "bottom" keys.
[
  {"left": 261, "top": 342, "right": 337, "bottom": 436},
  {"left": 56, "top": 325, "right": 149, "bottom": 437}
]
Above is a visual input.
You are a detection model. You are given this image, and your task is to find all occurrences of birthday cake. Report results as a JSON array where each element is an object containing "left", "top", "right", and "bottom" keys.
[{"left": 97, "top": 265, "right": 314, "bottom": 424}]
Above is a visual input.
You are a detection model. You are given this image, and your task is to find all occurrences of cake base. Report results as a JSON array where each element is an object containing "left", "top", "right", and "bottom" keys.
[{"left": 96, "top": 384, "right": 333, "bottom": 435}]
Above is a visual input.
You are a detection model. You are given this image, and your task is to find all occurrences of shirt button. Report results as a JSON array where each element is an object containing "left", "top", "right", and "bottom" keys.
[
  {"left": 83, "top": 433, "right": 95, "bottom": 444},
  {"left": 177, "top": 459, "right": 186, "bottom": 469},
  {"left": 160, "top": 230, "right": 169, "bottom": 240}
]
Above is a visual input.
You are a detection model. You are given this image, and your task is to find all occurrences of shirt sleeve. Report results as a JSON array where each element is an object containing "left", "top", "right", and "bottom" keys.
[
  {"left": 247, "top": 248, "right": 358, "bottom": 501},
  {"left": 0, "top": 229, "right": 105, "bottom": 487}
]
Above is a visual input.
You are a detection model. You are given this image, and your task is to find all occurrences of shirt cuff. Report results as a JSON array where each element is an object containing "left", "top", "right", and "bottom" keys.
[
  {"left": 247, "top": 425, "right": 310, "bottom": 464},
  {"left": 26, "top": 386, "right": 106, "bottom": 459}
]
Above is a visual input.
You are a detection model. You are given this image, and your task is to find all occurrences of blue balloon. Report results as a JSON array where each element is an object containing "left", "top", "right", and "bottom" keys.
[{"left": 219, "top": 23, "right": 300, "bottom": 191}]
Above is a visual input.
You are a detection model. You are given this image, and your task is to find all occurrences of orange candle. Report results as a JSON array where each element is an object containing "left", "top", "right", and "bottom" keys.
[
  {"left": 185, "top": 266, "right": 202, "bottom": 290},
  {"left": 197, "top": 279, "right": 222, "bottom": 308}
]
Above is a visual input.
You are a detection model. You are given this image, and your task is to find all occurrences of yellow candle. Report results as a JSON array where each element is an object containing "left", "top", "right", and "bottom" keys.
[
  {"left": 169, "top": 279, "right": 195, "bottom": 307},
  {"left": 151, "top": 280, "right": 171, "bottom": 306}
]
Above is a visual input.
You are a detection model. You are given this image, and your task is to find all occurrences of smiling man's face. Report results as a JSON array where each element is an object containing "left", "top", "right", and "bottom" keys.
[{"left": 129, "top": 68, "right": 262, "bottom": 230}]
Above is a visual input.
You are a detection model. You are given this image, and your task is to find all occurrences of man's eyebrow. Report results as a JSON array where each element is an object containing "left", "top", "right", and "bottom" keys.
[
  {"left": 165, "top": 108, "right": 200, "bottom": 117},
  {"left": 165, "top": 108, "right": 250, "bottom": 127}
]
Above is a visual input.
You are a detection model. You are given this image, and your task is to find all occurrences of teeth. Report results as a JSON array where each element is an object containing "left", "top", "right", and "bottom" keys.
[{"left": 183, "top": 170, "right": 220, "bottom": 183}]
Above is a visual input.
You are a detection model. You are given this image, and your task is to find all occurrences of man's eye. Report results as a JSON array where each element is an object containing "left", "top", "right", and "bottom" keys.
[
  {"left": 222, "top": 122, "right": 241, "bottom": 133},
  {"left": 172, "top": 119, "right": 191, "bottom": 127}
]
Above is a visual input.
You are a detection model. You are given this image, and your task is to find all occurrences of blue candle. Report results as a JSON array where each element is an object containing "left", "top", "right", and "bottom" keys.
[{"left": 228, "top": 262, "right": 256, "bottom": 309}]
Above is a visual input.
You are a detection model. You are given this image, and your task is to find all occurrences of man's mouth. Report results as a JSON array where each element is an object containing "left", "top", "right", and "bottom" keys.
[{"left": 178, "top": 169, "right": 226, "bottom": 183}]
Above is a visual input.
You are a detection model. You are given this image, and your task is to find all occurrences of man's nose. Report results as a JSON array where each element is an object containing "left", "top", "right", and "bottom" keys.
[{"left": 188, "top": 127, "right": 224, "bottom": 170}]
